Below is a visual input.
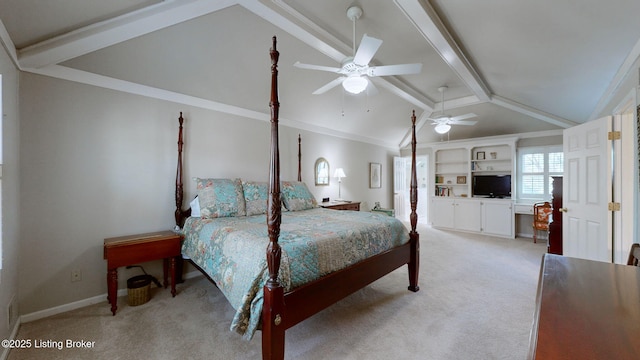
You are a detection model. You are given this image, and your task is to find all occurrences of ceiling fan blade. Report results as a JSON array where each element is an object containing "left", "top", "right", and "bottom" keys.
[
  {"left": 367, "top": 63, "right": 422, "bottom": 77},
  {"left": 312, "top": 77, "right": 346, "bottom": 95},
  {"left": 353, "top": 34, "right": 382, "bottom": 66},
  {"left": 449, "top": 120, "right": 477, "bottom": 126},
  {"left": 449, "top": 113, "right": 477, "bottom": 122},
  {"left": 294, "top": 61, "right": 341, "bottom": 73},
  {"left": 426, "top": 115, "right": 450, "bottom": 122}
]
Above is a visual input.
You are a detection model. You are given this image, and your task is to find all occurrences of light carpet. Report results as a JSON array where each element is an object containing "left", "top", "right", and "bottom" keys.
[{"left": 8, "top": 224, "right": 547, "bottom": 359}]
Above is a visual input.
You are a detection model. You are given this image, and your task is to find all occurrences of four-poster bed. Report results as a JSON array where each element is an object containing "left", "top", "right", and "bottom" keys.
[{"left": 174, "top": 37, "right": 420, "bottom": 360}]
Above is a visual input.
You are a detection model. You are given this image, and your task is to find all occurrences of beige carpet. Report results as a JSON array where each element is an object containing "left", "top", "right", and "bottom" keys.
[{"left": 9, "top": 224, "right": 547, "bottom": 360}]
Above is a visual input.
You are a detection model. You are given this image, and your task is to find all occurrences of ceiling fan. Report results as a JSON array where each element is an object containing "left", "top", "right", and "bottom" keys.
[
  {"left": 294, "top": 5, "right": 422, "bottom": 95},
  {"left": 429, "top": 86, "right": 477, "bottom": 134}
]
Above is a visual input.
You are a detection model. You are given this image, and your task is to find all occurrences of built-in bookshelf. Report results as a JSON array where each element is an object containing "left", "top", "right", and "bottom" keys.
[
  {"left": 430, "top": 138, "right": 518, "bottom": 238},
  {"left": 434, "top": 147, "right": 470, "bottom": 197},
  {"left": 432, "top": 140, "right": 516, "bottom": 198},
  {"left": 471, "top": 144, "right": 512, "bottom": 175}
]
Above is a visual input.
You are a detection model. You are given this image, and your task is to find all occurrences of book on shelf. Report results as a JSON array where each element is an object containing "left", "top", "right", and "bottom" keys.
[{"left": 435, "top": 186, "right": 453, "bottom": 197}]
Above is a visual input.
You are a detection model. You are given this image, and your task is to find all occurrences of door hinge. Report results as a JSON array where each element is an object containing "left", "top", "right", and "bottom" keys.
[
  {"left": 608, "top": 202, "right": 621, "bottom": 211},
  {"left": 608, "top": 131, "right": 621, "bottom": 140}
]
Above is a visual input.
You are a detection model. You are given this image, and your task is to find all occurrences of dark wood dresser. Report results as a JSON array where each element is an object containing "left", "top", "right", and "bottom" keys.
[
  {"left": 548, "top": 176, "right": 563, "bottom": 254},
  {"left": 319, "top": 201, "right": 360, "bottom": 211},
  {"left": 528, "top": 254, "right": 640, "bottom": 359}
]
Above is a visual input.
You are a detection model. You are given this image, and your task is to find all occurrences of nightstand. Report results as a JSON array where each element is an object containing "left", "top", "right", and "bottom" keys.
[
  {"left": 103, "top": 230, "right": 182, "bottom": 315},
  {"left": 319, "top": 201, "right": 361, "bottom": 211}
]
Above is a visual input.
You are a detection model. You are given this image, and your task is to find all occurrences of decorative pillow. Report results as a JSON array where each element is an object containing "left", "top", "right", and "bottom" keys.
[
  {"left": 195, "top": 178, "right": 246, "bottom": 218},
  {"left": 281, "top": 181, "right": 317, "bottom": 211},
  {"left": 190, "top": 196, "right": 201, "bottom": 217},
  {"left": 242, "top": 181, "right": 268, "bottom": 216}
]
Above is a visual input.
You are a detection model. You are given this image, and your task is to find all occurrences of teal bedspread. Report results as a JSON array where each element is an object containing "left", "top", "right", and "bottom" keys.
[{"left": 181, "top": 207, "right": 409, "bottom": 339}]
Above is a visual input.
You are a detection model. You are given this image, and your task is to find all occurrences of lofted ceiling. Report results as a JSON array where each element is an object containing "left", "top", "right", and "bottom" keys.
[{"left": 2, "top": 0, "right": 640, "bottom": 149}]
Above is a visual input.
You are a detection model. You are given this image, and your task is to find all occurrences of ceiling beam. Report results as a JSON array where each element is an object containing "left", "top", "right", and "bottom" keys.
[
  {"left": 0, "top": 19, "right": 19, "bottom": 69},
  {"left": 243, "top": 0, "right": 433, "bottom": 110},
  {"left": 394, "top": 0, "right": 491, "bottom": 102},
  {"left": 249, "top": 0, "right": 349, "bottom": 62},
  {"left": 491, "top": 95, "right": 577, "bottom": 128},
  {"left": 588, "top": 36, "right": 640, "bottom": 120},
  {"left": 18, "top": 0, "right": 237, "bottom": 69},
  {"left": 398, "top": 110, "right": 430, "bottom": 148}
]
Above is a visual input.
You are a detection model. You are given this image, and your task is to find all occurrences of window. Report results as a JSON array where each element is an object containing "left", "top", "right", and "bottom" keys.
[{"left": 517, "top": 146, "right": 563, "bottom": 200}]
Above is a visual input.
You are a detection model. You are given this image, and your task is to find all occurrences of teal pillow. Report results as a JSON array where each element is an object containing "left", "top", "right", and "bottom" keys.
[
  {"left": 242, "top": 181, "right": 268, "bottom": 216},
  {"left": 195, "top": 178, "right": 246, "bottom": 218},
  {"left": 281, "top": 181, "right": 317, "bottom": 211}
]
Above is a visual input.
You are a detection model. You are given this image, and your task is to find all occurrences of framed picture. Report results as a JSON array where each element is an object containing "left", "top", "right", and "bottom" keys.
[
  {"left": 369, "top": 162, "right": 381, "bottom": 188},
  {"left": 476, "top": 151, "right": 485, "bottom": 160},
  {"left": 457, "top": 175, "right": 467, "bottom": 184}
]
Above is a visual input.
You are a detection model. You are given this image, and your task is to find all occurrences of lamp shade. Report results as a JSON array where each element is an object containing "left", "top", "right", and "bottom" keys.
[
  {"left": 334, "top": 168, "right": 346, "bottom": 178},
  {"left": 342, "top": 76, "right": 368, "bottom": 94},
  {"left": 434, "top": 123, "right": 451, "bottom": 134}
]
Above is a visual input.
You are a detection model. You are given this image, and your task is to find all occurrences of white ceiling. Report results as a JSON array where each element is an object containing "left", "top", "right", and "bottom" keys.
[{"left": 2, "top": 0, "right": 640, "bottom": 148}]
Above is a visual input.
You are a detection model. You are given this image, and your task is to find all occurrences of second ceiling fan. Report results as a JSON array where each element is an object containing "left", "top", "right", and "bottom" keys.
[
  {"left": 294, "top": 5, "right": 422, "bottom": 95},
  {"left": 429, "top": 86, "right": 477, "bottom": 134}
]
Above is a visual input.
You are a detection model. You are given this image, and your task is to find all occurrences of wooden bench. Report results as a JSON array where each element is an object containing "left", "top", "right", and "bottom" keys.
[{"left": 103, "top": 230, "right": 182, "bottom": 315}]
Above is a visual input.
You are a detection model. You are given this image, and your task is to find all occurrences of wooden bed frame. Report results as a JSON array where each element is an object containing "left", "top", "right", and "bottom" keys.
[{"left": 174, "top": 36, "right": 420, "bottom": 360}]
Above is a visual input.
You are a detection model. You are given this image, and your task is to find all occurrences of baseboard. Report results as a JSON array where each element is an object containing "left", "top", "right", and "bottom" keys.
[
  {"left": 21, "top": 271, "right": 203, "bottom": 324},
  {"left": 0, "top": 315, "right": 22, "bottom": 360},
  {"left": 21, "top": 289, "right": 127, "bottom": 324}
]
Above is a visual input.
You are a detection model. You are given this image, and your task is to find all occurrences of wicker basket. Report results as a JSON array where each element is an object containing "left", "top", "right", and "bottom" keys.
[{"left": 127, "top": 275, "right": 151, "bottom": 306}]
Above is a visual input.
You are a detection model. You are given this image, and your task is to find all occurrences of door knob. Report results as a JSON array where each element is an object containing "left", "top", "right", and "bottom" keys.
[{"left": 559, "top": 208, "right": 568, "bottom": 212}]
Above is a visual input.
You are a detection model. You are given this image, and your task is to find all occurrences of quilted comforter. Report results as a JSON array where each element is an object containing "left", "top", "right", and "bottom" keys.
[{"left": 181, "top": 207, "right": 409, "bottom": 339}]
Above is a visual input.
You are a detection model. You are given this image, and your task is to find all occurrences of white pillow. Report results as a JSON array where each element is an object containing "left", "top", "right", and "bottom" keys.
[{"left": 190, "top": 196, "right": 201, "bottom": 217}]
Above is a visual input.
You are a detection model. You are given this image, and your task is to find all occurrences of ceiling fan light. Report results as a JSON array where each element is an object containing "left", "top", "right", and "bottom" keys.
[
  {"left": 435, "top": 123, "right": 451, "bottom": 134},
  {"left": 342, "top": 76, "right": 368, "bottom": 94}
]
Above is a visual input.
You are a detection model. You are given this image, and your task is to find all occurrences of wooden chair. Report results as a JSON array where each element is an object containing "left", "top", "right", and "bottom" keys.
[
  {"left": 627, "top": 243, "right": 640, "bottom": 266},
  {"left": 533, "top": 202, "right": 552, "bottom": 243}
]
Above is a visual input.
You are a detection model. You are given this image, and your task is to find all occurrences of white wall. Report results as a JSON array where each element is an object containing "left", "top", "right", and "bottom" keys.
[
  {"left": 0, "top": 42, "right": 20, "bottom": 340},
  {"left": 18, "top": 73, "right": 399, "bottom": 315}
]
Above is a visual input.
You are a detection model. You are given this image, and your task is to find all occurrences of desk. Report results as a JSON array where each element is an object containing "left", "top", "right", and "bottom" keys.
[
  {"left": 319, "top": 201, "right": 360, "bottom": 211},
  {"left": 528, "top": 254, "right": 640, "bottom": 359},
  {"left": 103, "top": 230, "right": 182, "bottom": 315}
]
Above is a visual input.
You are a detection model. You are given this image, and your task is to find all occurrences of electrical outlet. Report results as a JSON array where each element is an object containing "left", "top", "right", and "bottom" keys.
[{"left": 71, "top": 269, "right": 82, "bottom": 282}]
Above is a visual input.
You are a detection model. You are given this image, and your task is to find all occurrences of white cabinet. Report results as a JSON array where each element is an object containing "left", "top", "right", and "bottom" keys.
[
  {"left": 431, "top": 197, "right": 455, "bottom": 229},
  {"left": 456, "top": 199, "right": 482, "bottom": 232},
  {"left": 431, "top": 197, "right": 514, "bottom": 238},
  {"left": 481, "top": 200, "right": 514, "bottom": 237},
  {"left": 431, "top": 197, "right": 482, "bottom": 233}
]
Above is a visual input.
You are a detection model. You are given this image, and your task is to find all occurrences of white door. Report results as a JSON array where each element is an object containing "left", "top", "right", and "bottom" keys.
[
  {"left": 393, "top": 156, "right": 407, "bottom": 220},
  {"left": 394, "top": 155, "right": 428, "bottom": 223},
  {"left": 562, "top": 116, "right": 612, "bottom": 262}
]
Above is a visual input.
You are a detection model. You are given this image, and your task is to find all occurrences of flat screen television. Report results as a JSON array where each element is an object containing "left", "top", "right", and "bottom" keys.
[{"left": 473, "top": 175, "right": 511, "bottom": 198}]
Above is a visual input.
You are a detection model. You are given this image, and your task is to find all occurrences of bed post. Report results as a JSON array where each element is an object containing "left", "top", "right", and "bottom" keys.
[
  {"left": 263, "top": 36, "right": 286, "bottom": 360},
  {"left": 297, "top": 134, "right": 302, "bottom": 182},
  {"left": 408, "top": 110, "right": 420, "bottom": 292},
  {"left": 175, "top": 112, "right": 185, "bottom": 228}
]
